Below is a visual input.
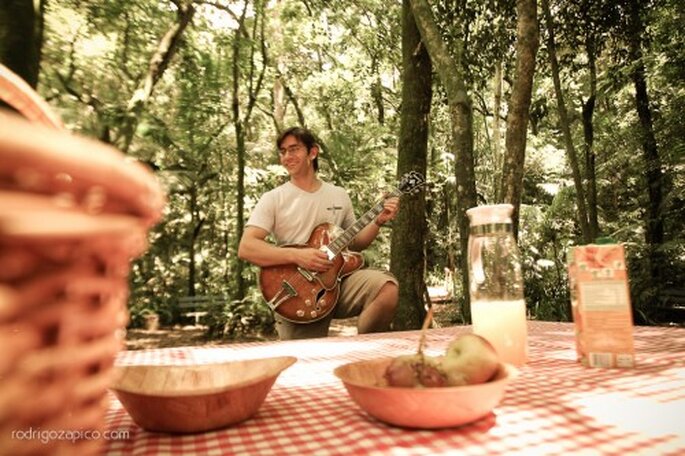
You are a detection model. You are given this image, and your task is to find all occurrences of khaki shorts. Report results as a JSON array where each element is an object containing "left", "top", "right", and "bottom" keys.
[{"left": 274, "top": 268, "right": 398, "bottom": 340}]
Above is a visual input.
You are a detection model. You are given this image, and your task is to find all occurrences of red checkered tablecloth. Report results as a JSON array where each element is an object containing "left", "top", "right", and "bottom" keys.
[{"left": 103, "top": 321, "right": 685, "bottom": 455}]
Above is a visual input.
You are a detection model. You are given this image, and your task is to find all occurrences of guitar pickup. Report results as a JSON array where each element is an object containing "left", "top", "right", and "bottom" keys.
[{"left": 297, "top": 267, "right": 315, "bottom": 281}]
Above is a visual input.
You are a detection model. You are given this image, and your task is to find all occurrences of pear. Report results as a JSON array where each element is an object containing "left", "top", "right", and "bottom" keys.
[
  {"left": 416, "top": 356, "right": 448, "bottom": 387},
  {"left": 384, "top": 355, "right": 420, "bottom": 387},
  {"left": 384, "top": 354, "right": 447, "bottom": 388},
  {"left": 384, "top": 333, "right": 500, "bottom": 388}
]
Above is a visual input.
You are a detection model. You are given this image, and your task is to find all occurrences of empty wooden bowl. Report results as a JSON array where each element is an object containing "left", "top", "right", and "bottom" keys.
[
  {"left": 111, "top": 356, "right": 297, "bottom": 433},
  {"left": 334, "top": 358, "right": 517, "bottom": 429}
]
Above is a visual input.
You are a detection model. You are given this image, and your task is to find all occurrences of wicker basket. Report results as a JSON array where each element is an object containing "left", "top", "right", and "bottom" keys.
[{"left": 0, "top": 65, "right": 164, "bottom": 455}]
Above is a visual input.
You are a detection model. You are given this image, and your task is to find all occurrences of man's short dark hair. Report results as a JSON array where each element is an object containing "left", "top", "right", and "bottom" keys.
[{"left": 277, "top": 126, "right": 319, "bottom": 171}]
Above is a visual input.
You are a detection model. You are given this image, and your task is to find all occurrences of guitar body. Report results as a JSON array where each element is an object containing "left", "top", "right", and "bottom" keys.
[{"left": 259, "top": 223, "right": 364, "bottom": 323}]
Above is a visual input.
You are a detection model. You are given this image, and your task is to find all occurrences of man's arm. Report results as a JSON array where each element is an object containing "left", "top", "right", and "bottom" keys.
[
  {"left": 238, "top": 226, "right": 333, "bottom": 272},
  {"left": 349, "top": 222, "right": 382, "bottom": 251},
  {"left": 238, "top": 226, "right": 294, "bottom": 267},
  {"left": 349, "top": 196, "right": 400, "bottom": 251}
]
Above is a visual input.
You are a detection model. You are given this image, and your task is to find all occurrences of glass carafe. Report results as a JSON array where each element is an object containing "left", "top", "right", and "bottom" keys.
[{"left": 466, "top": 204, "right": 528, "bottom": 366}]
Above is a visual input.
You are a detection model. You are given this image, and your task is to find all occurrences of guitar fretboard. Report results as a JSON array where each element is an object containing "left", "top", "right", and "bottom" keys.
[{"left": 327, "top": 189, "right": 401, "bottom": 256}]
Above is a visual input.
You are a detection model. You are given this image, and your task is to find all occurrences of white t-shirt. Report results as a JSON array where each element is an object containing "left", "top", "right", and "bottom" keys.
[{"left": 246, "top": 181, "right": 356, "bottom": 245}]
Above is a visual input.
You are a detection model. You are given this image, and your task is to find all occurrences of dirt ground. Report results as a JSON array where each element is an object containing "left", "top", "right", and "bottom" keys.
[
  {"left": 124, "top": 303, "right": 459, "bottom": 350},
  {"left": 124, "top": 319, "right": 357, "bottom": 350}
]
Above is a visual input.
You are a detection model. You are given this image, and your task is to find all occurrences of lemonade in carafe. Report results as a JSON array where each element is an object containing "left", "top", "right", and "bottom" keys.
[{"left": 466, "top": 204, "right": 528, "bottom": 366}]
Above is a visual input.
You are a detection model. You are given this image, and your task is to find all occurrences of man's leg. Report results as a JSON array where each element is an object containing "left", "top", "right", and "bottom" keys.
[
  {"left": 336, "top": 269, "right": 399, "bottom": 334},
  {"left": 274, "top": 313, "right": 332, "bottom": 340},
  {"left": 357, "top": 281, "right": 398, "bottom": 333}
]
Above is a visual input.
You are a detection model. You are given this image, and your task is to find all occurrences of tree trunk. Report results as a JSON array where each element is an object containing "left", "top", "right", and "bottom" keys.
[
  {"left": 270, "top": 1, "right": 286, "bottom": 132},
  {"left": 499, "top": 0, "right": 539, "bottom": 238},
  {"left": 582, "top": 34, "right": 599, "bottom": 239},
  {"left": 273, "top": 78, "right": 286, "bottom": 131},
  {"left": 280, "top": 76, "right": 306, "bottom": 126},
  {"left": 627, "top": 0, "right": 664, "bottom": 283},
  {"left": 410, "top": 0, "right": 477, "bottom": 322},
  {"left": 390, "top": 0, "right": 432, "bottom": 331},
  {"left": 35, "top": 0, "right": 46, "bottom": 85},
  {"left": 315, "top": 49, "right": 335, "bottom": 131},
  {"left": 0, "top": 0, "right": 39, "bottom": 88},
  {"left": 122, "top": 2, "right": 195, "bottom": 152},
  {"left": 492, "top": 61, "right": 503, "bottom": 201},
  {"left": 233, "top": 0, "right": 268, "bottom": 300},
  {"left": 541, "top": 0, "right": 592, "bottom": 243},
  {"left": 232, "top": 5, "right": 249, "bottom": 301},
  {"left": 188, "top": 185, "right": 201, "bottom": 297},
  {"left": 371, "top": 57, "right": 385, "bottom": 125},
  {"left": 235, "top": 121, "right": 247, "bottom": 298}
]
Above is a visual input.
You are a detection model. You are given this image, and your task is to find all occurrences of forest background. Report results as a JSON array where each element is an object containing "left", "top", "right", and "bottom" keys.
[{"left": 1, "top": 0, "right": 683, "bottom": 340}]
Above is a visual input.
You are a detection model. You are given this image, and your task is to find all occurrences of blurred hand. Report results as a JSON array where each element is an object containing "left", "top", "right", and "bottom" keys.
[{"left": 293, "top": 248, "right": 333, "bottom": 272}]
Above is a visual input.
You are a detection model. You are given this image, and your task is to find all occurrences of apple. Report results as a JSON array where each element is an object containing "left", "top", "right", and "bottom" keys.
[{"left": 442, "top": 334, "right": 500, "bottom": 386}]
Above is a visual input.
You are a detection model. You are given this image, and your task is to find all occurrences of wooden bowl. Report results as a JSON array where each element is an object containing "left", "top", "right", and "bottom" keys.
[
  {"left": 334, "top": 358, "right": 517, "bottom": 429},
  {"left": 111, "top": 356, "right": 297, "bottom": 433}
]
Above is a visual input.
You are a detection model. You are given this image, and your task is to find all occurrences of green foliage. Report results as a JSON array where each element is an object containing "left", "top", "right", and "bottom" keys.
[
  {"left": 433, "top": 0, "right": 517, "bottom": 88},
  {"left": 204, "top": 293, "right": 276, "bottom": 341},
  {"left": 519, "top": 205, "right": 572, "bottom": 322},
  {"left": 33, "top": 0, "right": 685, "bottom": 336}
]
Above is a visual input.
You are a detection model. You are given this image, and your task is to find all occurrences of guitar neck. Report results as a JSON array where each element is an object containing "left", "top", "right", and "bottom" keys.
[{"left": 327, "top": 189, "right": 400, "bottom": 255}]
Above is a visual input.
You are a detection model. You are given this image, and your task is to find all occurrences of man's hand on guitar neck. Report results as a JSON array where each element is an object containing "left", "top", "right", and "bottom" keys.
[
  {"left": 292, "top": 248, "right": 334, "bottom": 273},
  {"left": 375, "top": 196, "right": 400, "bottom": 226}
]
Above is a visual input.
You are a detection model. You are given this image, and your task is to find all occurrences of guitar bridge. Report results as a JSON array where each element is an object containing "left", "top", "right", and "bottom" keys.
[{"left": 266, "top": 280, "right": 298, "bottom": 310}]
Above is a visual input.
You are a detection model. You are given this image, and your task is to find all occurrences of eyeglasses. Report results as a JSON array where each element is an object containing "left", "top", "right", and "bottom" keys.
[{"left": 279, "top": 144, "right": 305, "bottom": 156}]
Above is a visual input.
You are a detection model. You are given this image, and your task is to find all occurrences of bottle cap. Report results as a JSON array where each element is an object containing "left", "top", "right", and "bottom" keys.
[{"left": 466, "top": 204, "right": 514, "bottom": 226}]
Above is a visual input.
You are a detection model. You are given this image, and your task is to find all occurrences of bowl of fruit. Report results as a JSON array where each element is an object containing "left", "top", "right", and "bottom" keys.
[{"left": 334, "top": 333, "right": 518, "bottom": 429}]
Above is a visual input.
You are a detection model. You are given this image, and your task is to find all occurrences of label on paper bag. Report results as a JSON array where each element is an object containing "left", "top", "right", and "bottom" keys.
[{"left": 568, "top": 243, "right": 635, "bottom": 368}]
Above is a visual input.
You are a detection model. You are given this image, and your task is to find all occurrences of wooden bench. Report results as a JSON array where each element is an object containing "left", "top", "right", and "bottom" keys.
[
  {"left": 427, "top": 268, "right": 454, "bottom": 303},
  {"left": 178, "top": 295, "right": 229, "bottom": 325},
  {"left": 656, "top": 288, "right": 685, "bottom": 325}
]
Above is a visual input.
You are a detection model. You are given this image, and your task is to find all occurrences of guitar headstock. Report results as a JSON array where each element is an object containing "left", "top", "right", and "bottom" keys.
[{"left": 397, "top": 171, "right": 426, "bottom": 195}]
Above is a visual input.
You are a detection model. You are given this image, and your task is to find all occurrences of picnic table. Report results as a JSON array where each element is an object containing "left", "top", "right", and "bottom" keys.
[{"left": 103, "top": 321, "right": 685, "bottom": 455}]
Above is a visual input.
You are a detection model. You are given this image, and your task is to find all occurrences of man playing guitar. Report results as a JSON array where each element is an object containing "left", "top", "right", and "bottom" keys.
[{"left": 238, "top": 126, "right": 400, "bottom": 340}]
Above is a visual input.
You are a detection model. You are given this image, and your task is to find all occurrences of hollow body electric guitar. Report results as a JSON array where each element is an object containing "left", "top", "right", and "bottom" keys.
[{"left": 259, "top": 171, "right": 425, "bottom": 324}]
